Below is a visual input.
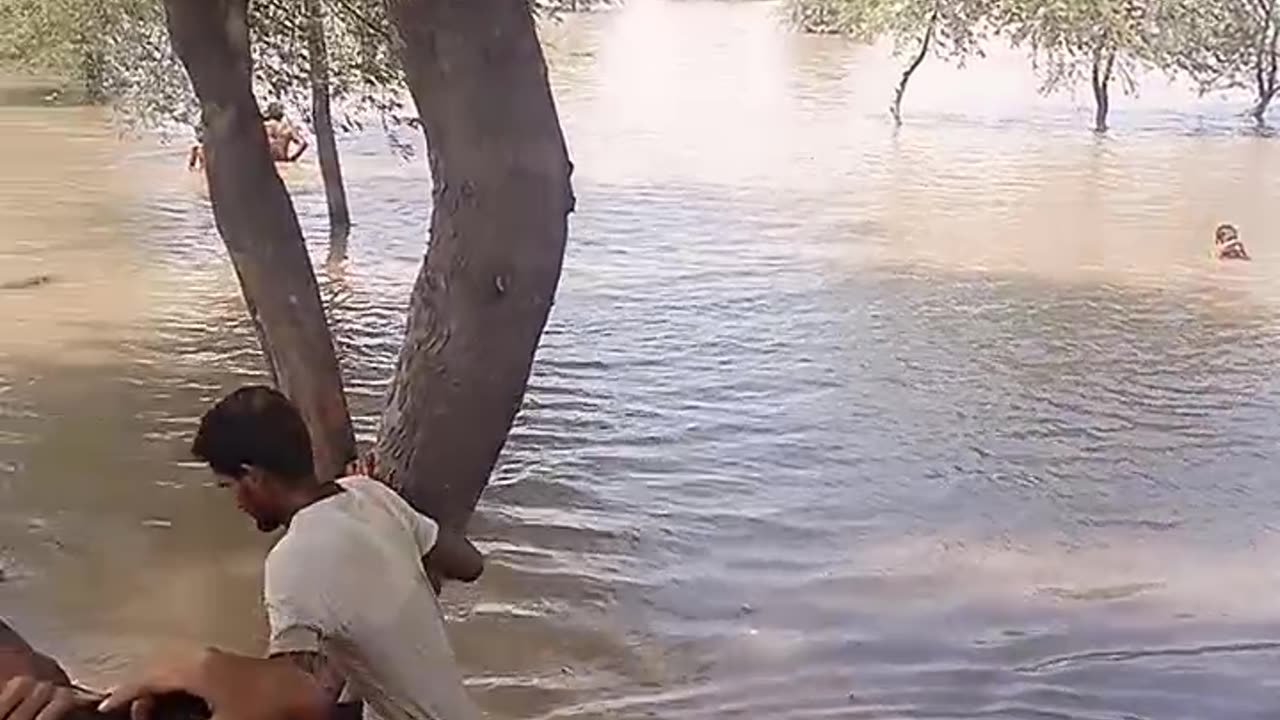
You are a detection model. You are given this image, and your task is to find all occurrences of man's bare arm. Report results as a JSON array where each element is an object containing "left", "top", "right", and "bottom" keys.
[
  {"left": 102, "top": 649, "right": 328, "bottom": 720},
  {"left": 270, "top": 653, "right": 342, "bottom": 706},
  {"left": 287, "top": 130, "right": 309, "bottom": 163}
]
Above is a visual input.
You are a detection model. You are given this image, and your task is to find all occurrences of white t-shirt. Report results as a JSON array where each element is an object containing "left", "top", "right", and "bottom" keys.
[{"left": 264, "top": 476, "right": 483, "bottom": 720}]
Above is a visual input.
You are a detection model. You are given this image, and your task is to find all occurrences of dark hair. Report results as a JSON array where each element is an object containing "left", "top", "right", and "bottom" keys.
[
  {"left": 264, "top": 102, "right": 285, "bottom": 121},
  {"left": 191, "top": 386, "right": 315, "bottom": 484}
]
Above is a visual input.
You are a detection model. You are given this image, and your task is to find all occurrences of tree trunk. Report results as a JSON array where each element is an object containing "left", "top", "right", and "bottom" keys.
[
  {"left": 1091, "top": 48, "right": 1115, "bottom": 133},
  {"left": 306, "top": 0, "right": 353, "bottom": 261},
  {"left": 1253, "top": 92, "right": 1275, "bottom": 124},
  {"left": 1253, "top": 8, "right": 1280, "bottom": 125},
  {"left": 163, "top": 0, "right": 356, "bottom": 480},
  {"left": 891, "top": 7, "right": 938, "bottom": 127},
  {"left": 378, "top": 0, "right": 575, "bottom": 530}
]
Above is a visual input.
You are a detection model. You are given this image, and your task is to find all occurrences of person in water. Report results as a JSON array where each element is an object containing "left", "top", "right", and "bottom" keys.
[
  {"left": 1214, "top": 223, "right": 1251, "bottom": 261},
  {"left": 186, "top": 126, "right": 206, "bottom": 173},
  {"left": 104, "top": 387, "right": 486, "bottom": 720},
  {"left": 262, "top": 103, "right": 309, "bottom": 163},
  {"left": 186, "top": 104, "right": 307, "bottom": 170}
]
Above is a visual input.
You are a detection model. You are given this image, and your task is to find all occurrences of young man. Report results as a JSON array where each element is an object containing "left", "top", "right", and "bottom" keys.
[
  {"left": 262, "top": 103, "right": 309, "bottom": 164},
  {"left": 112, "top": 387, "right": 485, "bottom": 720}
]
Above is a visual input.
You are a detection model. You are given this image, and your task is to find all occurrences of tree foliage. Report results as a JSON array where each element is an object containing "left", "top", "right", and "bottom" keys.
[
  {"left": 0, "top": 0, "right": 187, "bottom": 114},
  {"left": 0, "top": 0, "right": 407, "bottom": 135},
  {"left": 788, "top": 0, "right": 992, "bottom": 54},
  {"left": 250, "top": 0, "right": 411, "bottom": 136},
  {"left": 1154, "top": 0, "right": 1280, "bottom": 121},
  {"left": 787, "top": 0, "right": 995, "bottom": 123},
  {"left": 999, "top": 0, "right": 1159, "bottom": 131},
  {"left": 786, "top": 0, "right": 1280, "bottom": 128}
]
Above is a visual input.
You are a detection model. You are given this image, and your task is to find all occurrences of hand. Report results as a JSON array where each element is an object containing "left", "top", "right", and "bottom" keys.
[
  {"left": 100, "top": 650, "right": 326, "bottom": 720},
  {"left": 0, "top": 678, "right": 79, "bottom": 720},
  {"left": 99, "top": 648, "right": 211, "bottom": 720}
]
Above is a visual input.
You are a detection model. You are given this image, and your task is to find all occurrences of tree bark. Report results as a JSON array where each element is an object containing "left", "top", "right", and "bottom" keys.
[
  {"left": 163, "top": 0, "right": 356, "bottom": 480},
  {"left": 1252, "top": 5, "right": 1280, "bottom": 125},
  {"left": 1091, "top": 48, "right": 1115, "bottom": 133},
  {"left": 378, "top": 0, "right": 575, "bottom": 530},
  {"left": 306, "top": 0, "right": 354, "bottom": 261},
  {"left": 891, "top": 7, "right": 938, "bottom": 127}
]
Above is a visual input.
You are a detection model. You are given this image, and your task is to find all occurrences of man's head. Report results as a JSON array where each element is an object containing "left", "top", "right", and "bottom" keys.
[
  {"left": 263, "top": 102, "right": 285, "bottom": 122},
  {"left": 1216, "top": 223, "right": 1240, "bottom": 246},
  {"left": 191, "top": 386, "right": 317, "bottom": 532}
]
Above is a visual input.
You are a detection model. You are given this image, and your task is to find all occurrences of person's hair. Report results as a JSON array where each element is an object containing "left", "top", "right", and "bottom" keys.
[
  {"left": 191, "top": 386, "right": 315, "bottom": 484},
  {"left": 264, "top": 102, "right": 285, "bottom": 121},
  {"left": 1216, "top": 223, "right": 1239, "bottom": 243}
]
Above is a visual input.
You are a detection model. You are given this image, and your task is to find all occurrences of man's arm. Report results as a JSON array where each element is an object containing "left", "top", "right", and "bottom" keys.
[{"left": 101, "top": 649, "right": 328, "bottom": 720}]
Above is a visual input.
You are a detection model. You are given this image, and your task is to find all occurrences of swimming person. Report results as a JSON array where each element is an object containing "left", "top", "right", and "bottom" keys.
[
  {"left": 186, "top": 127, "right": 205, "bottom": 173},
  {"left": 1214, "top": 223, "right": 1251, "bottom": 261},
  {"left": 105, "top": 387, "right": 486, "bottom": 720},
  {"left": 262, "top": 103, "right": 309, "bottom": 163}
]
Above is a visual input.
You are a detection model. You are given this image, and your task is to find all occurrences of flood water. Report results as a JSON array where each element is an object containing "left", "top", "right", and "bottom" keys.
[{"left": 5, "top": 1, "right": 1280, "bottom": 718}]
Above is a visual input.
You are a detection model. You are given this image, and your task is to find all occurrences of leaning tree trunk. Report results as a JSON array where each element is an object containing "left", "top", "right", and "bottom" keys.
[
  {"left": 890, "top": 6, "right": 938, "bottom": 127},
  {"left": 1091, "top": 47, "right": 1115, "bottom": 133},
  {"left": 378, "top": 0, "right": 575, "bottom": 530},
  {"left": 163, "top": 0, "right": 356, "bottom": 480},
  {"left": 306, "top": 0, "right": 353, "bottom": 261}
]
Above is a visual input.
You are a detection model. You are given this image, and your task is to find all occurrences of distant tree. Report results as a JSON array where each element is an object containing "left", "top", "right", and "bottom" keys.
[
  {"left": 999, "top": 0, "right": 1158, "bottom": 132},
  {"left": 786, "top": 0, "right": 995, "bottom": 125},
  {"left": 1154, "top": 0, "right": 1280, "bottom": 124}
]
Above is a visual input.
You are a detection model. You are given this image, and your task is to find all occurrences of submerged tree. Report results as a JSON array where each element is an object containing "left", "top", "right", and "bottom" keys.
[
  {"left": 1154, "top": 0, "right": 1280, "bottom": 124},
  {"left": 162, "top": 0, "right": 574, "bottom": 531},
  {"left": 786, "top": 0, "right": 995, "bottom": 125},
  {"left": 1000, "top": 0, "right": 1158, "bottom": 133}
]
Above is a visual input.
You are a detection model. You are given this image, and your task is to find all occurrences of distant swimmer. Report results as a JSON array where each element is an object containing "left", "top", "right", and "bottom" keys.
[
  {"left": 1213, "top": 223, "right": 1251, "bottom": 261},
  {"left": 263, "top": 102, "right": 309, "bottom": 163},
  {"left": 187, "top": 125, "right": 205, "bottom": 172}
]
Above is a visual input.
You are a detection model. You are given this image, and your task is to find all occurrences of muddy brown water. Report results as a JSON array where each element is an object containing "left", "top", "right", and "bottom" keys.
[{"left": 5, "top": 2, "right": 1280, "bottom": 718}]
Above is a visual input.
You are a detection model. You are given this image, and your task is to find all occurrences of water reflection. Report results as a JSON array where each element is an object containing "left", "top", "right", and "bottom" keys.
[{"left": 5, "top": 2, "right": 1280, "bottom": 719}]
